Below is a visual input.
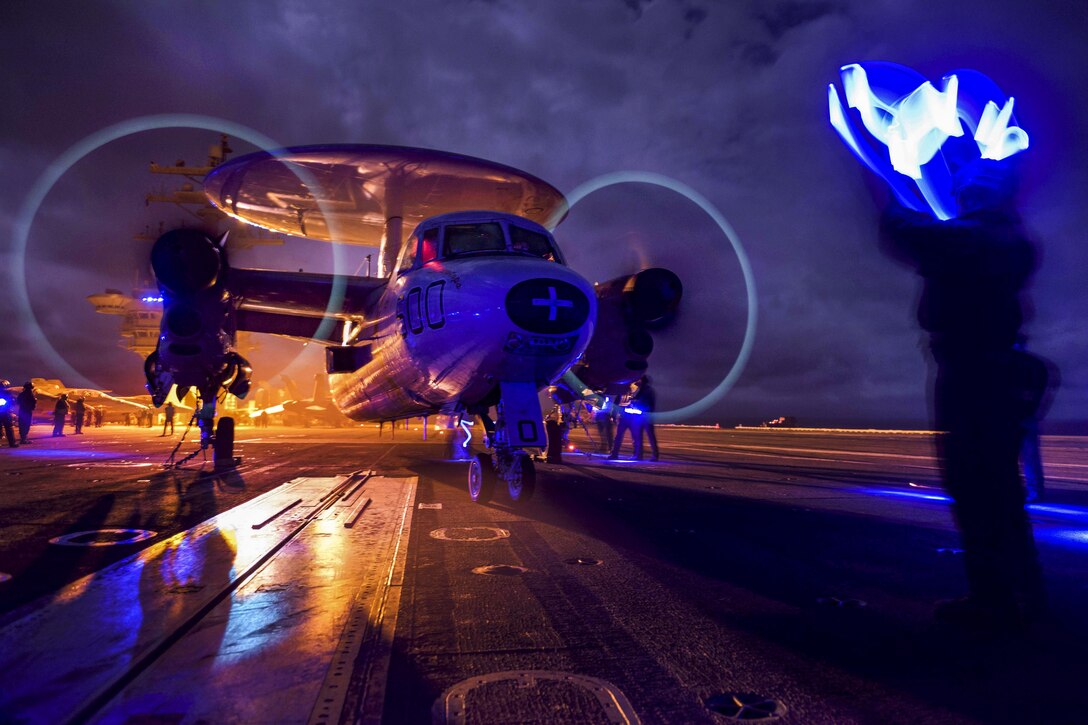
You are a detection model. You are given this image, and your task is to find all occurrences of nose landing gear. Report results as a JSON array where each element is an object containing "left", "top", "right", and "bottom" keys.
[
  {"left": 466, "top": 382, "right": 544, "bottom": 503},
  {"left": 467, "top": 449, "right": 536, "bottom": 503},
  {"left": 467, "top": 446, "right": 535, "bottom": 502}
]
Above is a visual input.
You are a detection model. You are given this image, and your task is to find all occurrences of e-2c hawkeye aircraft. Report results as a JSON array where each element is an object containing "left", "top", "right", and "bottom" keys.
[{"left": 143, "top": 145, "right": 681, "bottom": 502}]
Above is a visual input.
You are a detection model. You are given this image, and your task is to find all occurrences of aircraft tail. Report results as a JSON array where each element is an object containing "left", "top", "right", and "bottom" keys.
[
  {"left": 312, "top": 373, "right": 331, "bottom": 404},
  {"left": 281, "top": 375, "right": 300, "bottom": 401}
]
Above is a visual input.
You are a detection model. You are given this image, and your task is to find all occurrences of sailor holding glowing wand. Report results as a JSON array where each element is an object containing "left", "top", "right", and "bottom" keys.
[{"left": 829, "top": 62, "right": 1051, "bottom": 632}]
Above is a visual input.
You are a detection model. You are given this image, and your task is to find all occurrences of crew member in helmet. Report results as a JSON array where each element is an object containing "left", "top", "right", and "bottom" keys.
[
  {"left": 53, "top": 393, "right": 70, "bottom": 437},
  {"left": 0, "top": 381, "right": 17, "bottom": 448},
  {"left": 16, "top": 382, "right": 36, "bottom": 443},
  {"left": 73, "top": 397, "right": 86, "bottom": 434}
]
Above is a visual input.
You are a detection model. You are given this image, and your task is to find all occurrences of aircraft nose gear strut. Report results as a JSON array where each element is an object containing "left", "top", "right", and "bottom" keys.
[{"left": 466, "top": 382, "right": 542, "bottom": 503}]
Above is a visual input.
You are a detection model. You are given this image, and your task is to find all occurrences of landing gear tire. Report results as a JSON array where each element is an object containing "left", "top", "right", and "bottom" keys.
[
  {"left": 214, "top": 416, "right": 235, "bottom": 467},
  {"left": 507, "top": 453, "right": 536, "bottom": 503},
  {"left": 468, "top": 452, "right": 496, "bottom": 503}
]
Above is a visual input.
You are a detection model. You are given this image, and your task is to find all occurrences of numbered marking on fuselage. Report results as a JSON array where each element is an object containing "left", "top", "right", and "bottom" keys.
[
  {"left": 426, "top": 281, "right": 445, "bottom": 329},
  {"left": 405, "top": 282, "right": 446, "bottom": 336},
  {"left": 407, "top": 288, "right": 424, "bottom": 334}
]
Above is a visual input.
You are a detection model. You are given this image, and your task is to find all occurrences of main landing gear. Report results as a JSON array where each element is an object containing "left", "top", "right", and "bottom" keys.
[
  {"left": 468, "top": 449, "right": 536, "bottom": 504},
  {"left": 213, "top": 416, "right": 235, "bottom": 468}
]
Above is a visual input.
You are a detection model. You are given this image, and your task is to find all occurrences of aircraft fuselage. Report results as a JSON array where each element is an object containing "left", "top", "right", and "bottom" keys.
[{"left": 330, "top": 254, "right": 596, "bottom": 421}]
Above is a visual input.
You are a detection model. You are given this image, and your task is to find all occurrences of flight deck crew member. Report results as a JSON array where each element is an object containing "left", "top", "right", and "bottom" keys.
[
  {"left": 880, "top": 158, "right": 1046, "bottom": 631},
  {"left": 0, "top": 382, "right": 17, "bottom": 448},
  {"left": 1012, "top": 344, "right": 1056, "bottom": 503},
  {"left": 593, "top": 397, "right": 614, "bottom": 453},
  {"left": 53, "top": 394, "right": 69, "bottom": 437},
  {"left": 73, "top": 397, "right": 86, "bottom": 434},
  {"left": 631, "top": 375, "right": 659, "bottom": 461},
  {"left": 162, "top": 402, "right": 175, "bottom": 436},
  {"left": 16, "top": 382, "right": 36, "bottom": 443},
  {"left": 607, "top": 388, "right": 633, "bottom": 460}
]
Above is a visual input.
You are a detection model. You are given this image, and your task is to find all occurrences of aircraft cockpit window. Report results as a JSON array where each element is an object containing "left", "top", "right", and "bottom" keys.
[
  {"left": 444, "top": 223, "right": 505, "bottom": 256},
  {"left": 509, "top": 225, "right": 558, "bottom": 262},
  {"left": 419, "top": 228, "right": 439, "bottom": 264},
  {"left": 396, "top": 234, "right": 418, "bottom": 274}
]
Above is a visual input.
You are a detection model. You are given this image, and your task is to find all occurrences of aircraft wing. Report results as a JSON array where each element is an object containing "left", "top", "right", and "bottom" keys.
[
  {"left": 229, "top": 268, "right": 387, "bottom": 343},
  {"left": 203, "top": 144, "right": 568, "bottom": 245}
]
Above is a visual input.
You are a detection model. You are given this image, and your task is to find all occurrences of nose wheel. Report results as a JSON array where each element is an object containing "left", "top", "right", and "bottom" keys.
[
  {"left": 506, "top": 452, "right": 536, "bottom": 502},
  {"left": 468, "top": 452, "right": 496, "bottom": 503},
  {"left": 467, "top": 450, "right": 536, "bottom": 503}
]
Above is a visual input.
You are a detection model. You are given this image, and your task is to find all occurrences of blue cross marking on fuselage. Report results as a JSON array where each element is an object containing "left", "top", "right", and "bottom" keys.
[{"left": 531, "top": 286, "right": 574, "bottom": 321}]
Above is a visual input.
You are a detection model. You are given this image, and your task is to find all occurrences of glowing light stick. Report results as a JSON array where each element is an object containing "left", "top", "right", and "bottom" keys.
[
  {"left": 828, "top": 62, "right": 1029, "bottom": 220},
  {"left": 459, "top": 418, "right": 474, "bottom": 449}
]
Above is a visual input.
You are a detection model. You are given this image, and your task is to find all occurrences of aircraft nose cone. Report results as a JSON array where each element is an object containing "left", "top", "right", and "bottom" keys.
[{"left": 505, "top": 279, "right": 591, "bottom": 334}]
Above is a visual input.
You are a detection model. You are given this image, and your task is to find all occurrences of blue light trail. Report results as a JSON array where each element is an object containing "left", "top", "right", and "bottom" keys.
[{"left": 828, "top": 62, "right": 1029, "bottom": 220}]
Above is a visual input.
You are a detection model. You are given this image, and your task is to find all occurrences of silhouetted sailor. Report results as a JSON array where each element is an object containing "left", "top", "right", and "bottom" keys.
[
  {"left": 0, "top": 381, "right": 17, "bottom": 448},
  {"left": 608, "top": 377, "right": 659, "bottom": 460},
  {"left": 16, "top": 382, "right": 36, "bottom": 443},
  {"left": 52, "top": 394, "right": 69, "bottom": 437},
  {"left": 881, "top": 158, "right": 1048, "bottom": 630},
  {"left": 73, "top": 397, "right": 86, "bottom": 434},
  {"left": 607, "top": 385, "right": 637, "bottom": 460},
  {"left": 1012, "top": 344, "right": 1057, "bottom": 503},
  {"left": 545, "top": 410, "right": 564, "bottom": 464},
  {"left": 631, "top": 375, "right": 659, "bottom": 461},
  {"left": 593, "top": 397, "right": 615, "bottom": 453},
  {"left": 162, "top": 402, "right": 175, "bottom": 436}
]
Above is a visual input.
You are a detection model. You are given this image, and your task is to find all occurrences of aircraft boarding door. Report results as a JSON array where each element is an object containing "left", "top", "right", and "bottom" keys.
[{"left": 498, "top": 381, "right": 547, "bottom": 448}]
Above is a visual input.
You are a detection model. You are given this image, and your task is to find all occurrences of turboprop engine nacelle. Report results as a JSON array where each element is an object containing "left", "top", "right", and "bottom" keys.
[
  {"left": 572, "top": 267, "right": 682, "bottom": 394},
  {"left": 144, "top": 229, "right": 251, "bottom": 406}
]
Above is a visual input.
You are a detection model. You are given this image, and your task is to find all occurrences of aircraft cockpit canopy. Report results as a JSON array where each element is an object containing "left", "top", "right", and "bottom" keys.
[{"left": 397, "top": 212, "right": 563, "bottom": 274}]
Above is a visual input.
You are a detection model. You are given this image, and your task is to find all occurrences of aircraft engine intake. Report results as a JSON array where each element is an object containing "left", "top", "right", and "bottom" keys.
[
  {"left": 145, "top": 229, "right": 250, "bottom": 408},
  {"left": 573, "top": 267, "right": 682, "bottom": 394}
]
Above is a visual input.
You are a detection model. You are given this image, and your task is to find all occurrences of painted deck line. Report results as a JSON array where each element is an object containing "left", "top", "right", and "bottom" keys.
[{"left": 0, "top": 476, "right": 347, "bottom": 723}]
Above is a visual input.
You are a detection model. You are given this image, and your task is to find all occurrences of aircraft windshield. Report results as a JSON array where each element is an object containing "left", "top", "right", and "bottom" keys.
[
  {"left": 421, "top": 220, "right": 562, "bottom": 264},
  {"left": 509, "top": 225, "right": 557, "bottom": 262},
  {"left": 444, "top": 223, "right": 506, "bottom": 256}
]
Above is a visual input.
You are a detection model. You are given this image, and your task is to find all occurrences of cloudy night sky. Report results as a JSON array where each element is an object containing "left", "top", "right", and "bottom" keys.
[{"left": 1, "top": 0, "right": 1085, "bottom": 429}]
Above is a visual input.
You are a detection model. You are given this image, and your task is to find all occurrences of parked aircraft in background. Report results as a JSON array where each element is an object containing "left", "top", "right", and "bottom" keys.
[
  {"left": 143, "top": 145, "right": 681, "bottom": 501},
  {"left": 248, "top": 373, "right": 349, "bottom": 428},
  {"left": 5, "top": 378, "right": 159, "bottom": 425}
]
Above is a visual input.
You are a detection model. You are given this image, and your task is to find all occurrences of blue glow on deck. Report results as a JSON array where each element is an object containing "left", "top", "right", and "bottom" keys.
[
  {"left": 10, "top": 447, "right": 129, "bottom": 460},
  {"left": 1035, "top": 528, "right": 1088, "bottom": 548},
  {"left": 1025, "top": 503, "right": 1088, "bottom": 518},
  {"left": 863, "top": 487, "right": 952, "bottom": 503},
  {"left": 861, "top": 486, "right": 1088, "bottom": 524}
]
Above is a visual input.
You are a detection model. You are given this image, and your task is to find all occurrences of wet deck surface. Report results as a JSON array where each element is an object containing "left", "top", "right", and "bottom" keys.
[{"left": 2, "top": 424, "right": 1088, "bottom": 723}]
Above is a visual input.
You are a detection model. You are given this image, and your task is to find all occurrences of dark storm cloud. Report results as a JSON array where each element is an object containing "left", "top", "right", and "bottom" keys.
[{"left": 1, "top": 0, "right": 1086, "bottom": 427}]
